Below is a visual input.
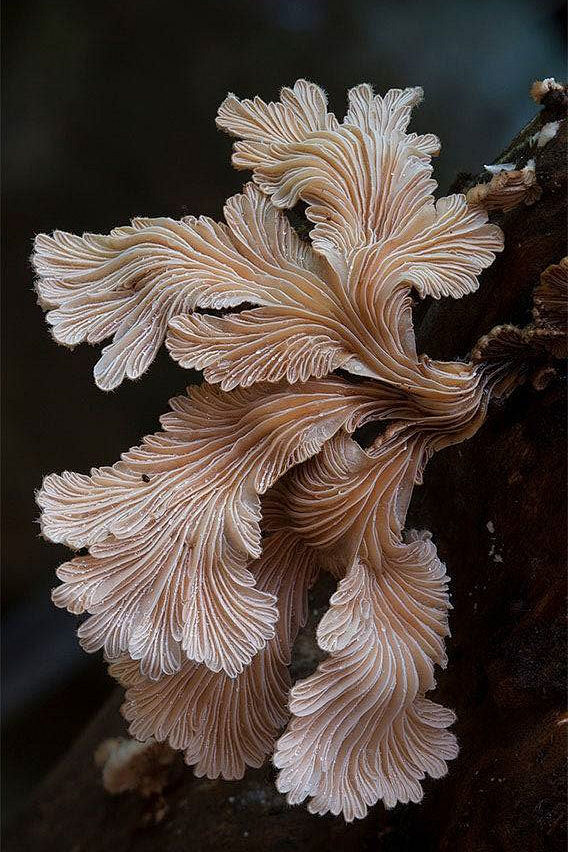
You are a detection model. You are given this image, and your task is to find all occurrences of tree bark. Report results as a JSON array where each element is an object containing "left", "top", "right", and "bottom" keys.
[{"left": 9, "top": 94, "right": 567, "bottom": 852}]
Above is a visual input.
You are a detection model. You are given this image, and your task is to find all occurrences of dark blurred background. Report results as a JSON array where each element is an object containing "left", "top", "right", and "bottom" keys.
[{"left": 3, "top": 0, "right": 566, "bottom": 830}]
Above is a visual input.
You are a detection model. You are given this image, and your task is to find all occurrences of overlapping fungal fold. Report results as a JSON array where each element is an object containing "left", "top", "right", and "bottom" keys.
[
  {"left": 110, "top": 529, "right": 320, "bottom": 779},
  {"left": 33, "top": 81, "right": 510, "bottom": 821},
  {"left": 270, "top": 430, "right": 463, "bottom": 817},
  {"left": 39, "top": 378, "right": 394, "bottom": 679}
]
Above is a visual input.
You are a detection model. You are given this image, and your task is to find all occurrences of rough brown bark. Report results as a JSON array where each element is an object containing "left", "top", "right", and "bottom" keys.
[{"left": 9, "top": 94, "right": 566, "bottom": 852}]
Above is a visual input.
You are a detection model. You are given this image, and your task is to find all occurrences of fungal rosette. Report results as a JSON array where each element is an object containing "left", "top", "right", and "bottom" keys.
[{"left": 33, "top": 81, "right": 508, "bottom": 821}]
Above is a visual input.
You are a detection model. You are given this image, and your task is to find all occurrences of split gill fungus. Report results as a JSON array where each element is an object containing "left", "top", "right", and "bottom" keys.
[{"left": 33, "top": 81, "right": 559, "bottom": 823}]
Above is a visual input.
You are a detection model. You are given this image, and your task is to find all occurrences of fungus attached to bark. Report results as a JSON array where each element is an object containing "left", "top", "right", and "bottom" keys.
[
  {"left": 34, "top": 80, "right": 523, "bottom": 822},
  {"left": 467, "top": 159, "right": 542, "bottom": 212},
  {"left": 472, "top": 257, "right": 568, "bottom": 390},
  {"left": 94, "top": 737, "right": 175, "bottom": 797},
  {"left": 530, "top": 77, "right": 565, "bottom": 104}
]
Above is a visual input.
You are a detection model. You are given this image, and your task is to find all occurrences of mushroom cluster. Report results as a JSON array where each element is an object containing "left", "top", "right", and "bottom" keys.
[{"left": 33, "top": 82, "right": 511, "bottom": 821}]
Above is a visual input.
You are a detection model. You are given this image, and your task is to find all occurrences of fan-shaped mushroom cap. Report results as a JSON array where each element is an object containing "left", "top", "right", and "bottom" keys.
[
  {"left": 33, "top": 82, "right": 502, "bottom": 397},
  {"left": 467, "top": 160, "right": 542, "bottom": 212},
  {"left": 269, "top": 430, "right": 459, "bottom": 820},
  {"left": 109, "top": 530, "right": 320, "bottom": 780},
  {"left": 39, "top": 377, "right": 402, "bottom": 679},
  {"left": 473, "top": 257, "right": 568, "bottom": 381}
]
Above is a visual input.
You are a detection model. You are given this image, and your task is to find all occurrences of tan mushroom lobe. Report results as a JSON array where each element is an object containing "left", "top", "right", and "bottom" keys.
[{"left": 467, "top": 159, "right": 542, "bottom": 213}]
